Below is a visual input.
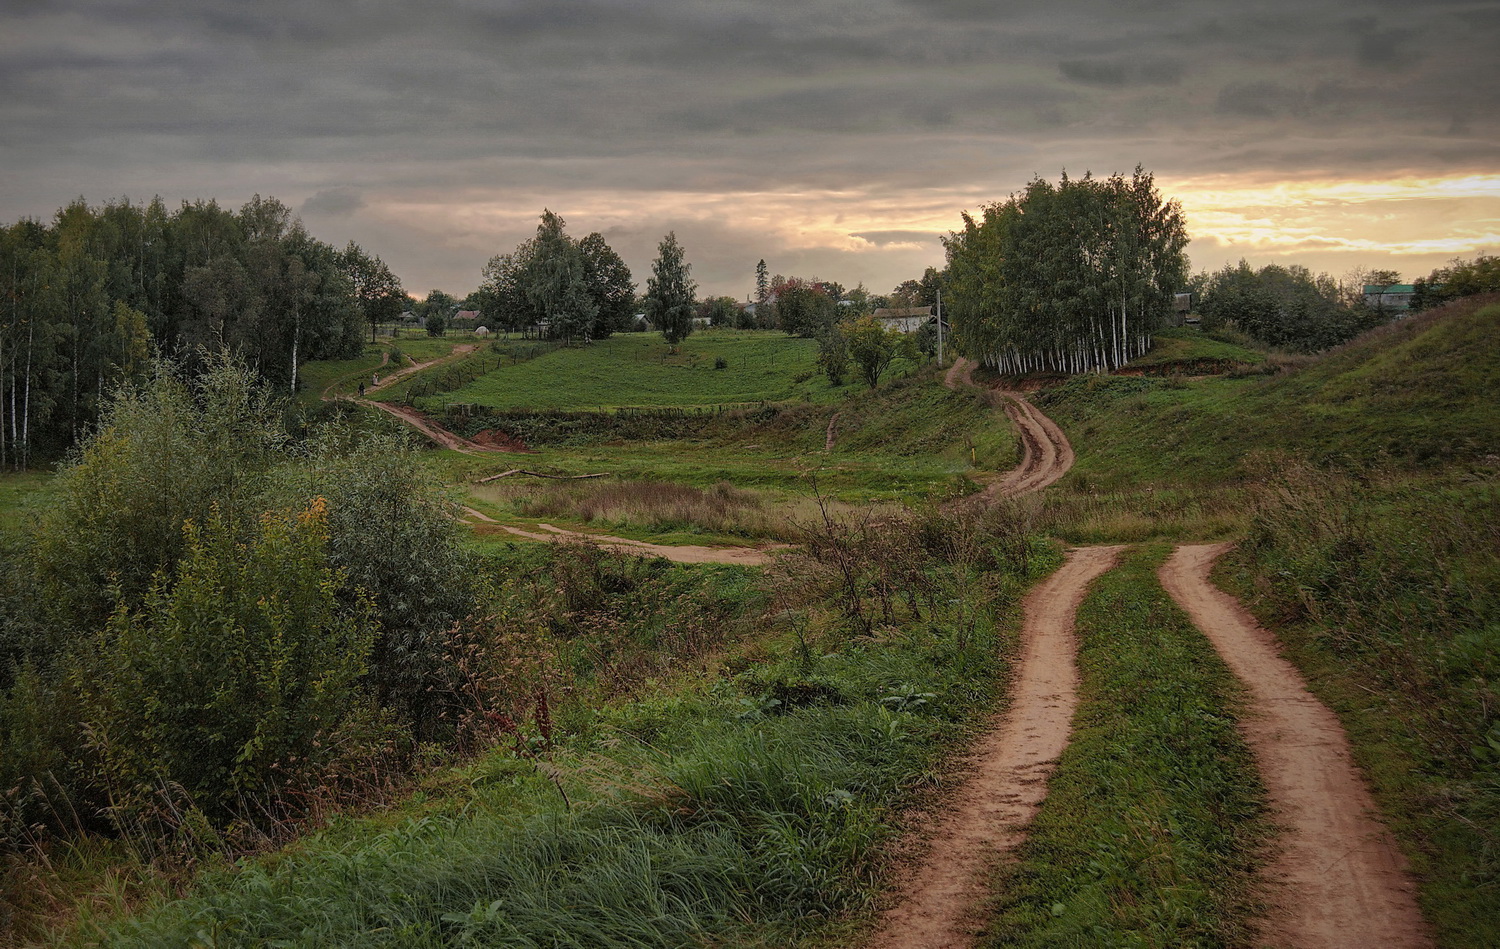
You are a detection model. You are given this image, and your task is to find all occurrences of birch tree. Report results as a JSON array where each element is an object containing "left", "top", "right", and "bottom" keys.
[{"left": 943, "top": 168, "right": 1188, "bottom": 374}]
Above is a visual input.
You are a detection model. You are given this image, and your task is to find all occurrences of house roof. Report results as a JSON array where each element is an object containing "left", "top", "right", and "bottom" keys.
[{"left": 872, "top": 306, "right": 933, "bottom": 319}]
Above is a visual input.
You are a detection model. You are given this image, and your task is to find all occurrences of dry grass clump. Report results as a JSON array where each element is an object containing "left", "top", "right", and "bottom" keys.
[{"left": 477, "top": 479, "right": 803, "bottom": 540}]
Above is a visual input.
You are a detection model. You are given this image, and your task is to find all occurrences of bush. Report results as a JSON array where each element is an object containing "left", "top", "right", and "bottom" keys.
[{"left": 75, "top": 501, "right": 377, "bottom": 827}]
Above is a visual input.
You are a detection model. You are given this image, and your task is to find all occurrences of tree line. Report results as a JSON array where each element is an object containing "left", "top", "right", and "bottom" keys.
[{"left": 0, "top": 195, "right": 405, "bottom": 467}]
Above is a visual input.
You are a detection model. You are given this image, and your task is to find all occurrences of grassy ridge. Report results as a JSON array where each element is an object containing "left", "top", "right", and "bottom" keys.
[
  {"left": 1031, "top": 298, "right": 1500, "bottom": 542},
  {"left": 984, "top": 545, "right": 1268, "bottom": 947}
]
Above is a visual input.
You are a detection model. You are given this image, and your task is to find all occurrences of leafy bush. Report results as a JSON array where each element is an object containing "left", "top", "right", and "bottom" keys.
[{"left": 74, "top": 502, "right": 377, "bottom": 826}]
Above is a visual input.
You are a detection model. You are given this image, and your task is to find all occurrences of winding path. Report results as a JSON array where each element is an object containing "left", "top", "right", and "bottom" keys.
[
  {"left": 868, "top": 545, "right": 1123, "bottom": 948},
  {"left": 944, "top": 357, "right": 1073, "bottom": 498},
  {"left": 1160, "top": 544, "right": 1432, "bottom": 949}
]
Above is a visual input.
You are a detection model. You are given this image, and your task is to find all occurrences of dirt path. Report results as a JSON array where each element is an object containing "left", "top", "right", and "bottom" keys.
[
  {"left": 360, "top": 400, "right": 525, "bottom": 455},
  {"left": 945, "top": 357, "right": 1073, "bottom": 498},
  {"left": 869, "top": 545, "right": 1124, "bottom": 949},
  {"left": 370, "top": 343, "right": 475, "bottom": 392},
  {"left": 1159, "top": 544, "right": 1433, "bottom": 949},
  {"left": 824, "top": 411, "right": 841, "bottom": 451},
  {"left": 461, "top": 507, "right": 782, "bottom": 567}
]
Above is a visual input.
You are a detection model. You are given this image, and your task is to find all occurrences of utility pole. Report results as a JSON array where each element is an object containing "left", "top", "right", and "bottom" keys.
[{"left": 936, "top": 289, "right": 944, "bottom": 366}]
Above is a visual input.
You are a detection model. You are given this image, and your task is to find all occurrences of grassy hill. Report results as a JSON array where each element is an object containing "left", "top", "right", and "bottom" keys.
[{"left": 411, "top": 330, "right": 865, "bottom": 412}]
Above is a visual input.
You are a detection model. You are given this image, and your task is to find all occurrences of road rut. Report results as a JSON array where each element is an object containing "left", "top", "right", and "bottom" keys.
[
  {"left": 1160, "top": 543, "right": 1433, "bottom": 949},
  {"left": 868, "top": 545, "right": 1123, "bottom": 949}
]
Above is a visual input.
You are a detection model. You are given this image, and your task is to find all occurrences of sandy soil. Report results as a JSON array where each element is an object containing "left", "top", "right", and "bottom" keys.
[
  {"left": 944, "top": 357, "right": 1074, "bottom": 499},
  {"left": 1159, "top": 544, "right": 1433, "bottom": 949},
  {"left": 867, "top": 545, "right": 1124, "bottom": 949}
]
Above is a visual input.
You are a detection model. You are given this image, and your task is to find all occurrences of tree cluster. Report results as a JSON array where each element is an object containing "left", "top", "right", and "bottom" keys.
[
  {"left": 1193, "top": 261, "right": 1386, "bottom": 352},
  {"left": 1411, "top": 254, "right": 1500, "bottom": 311},
  {"left": 475, "top": 211, "right": 635, "bottom": 342},
  {"left": 943, "top": 168, "right": 1189, "bottom": 374},
  {"left": 771, "top": 277, "right": 840, "bottom": 337},
  {"left": 0, "top": 196, "right": 386, "bottom": 466}
]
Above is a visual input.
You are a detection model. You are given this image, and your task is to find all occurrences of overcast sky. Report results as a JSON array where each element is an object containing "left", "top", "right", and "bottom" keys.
[{"left": 3, "top": 0, "right": 1497, "bottom": 299}]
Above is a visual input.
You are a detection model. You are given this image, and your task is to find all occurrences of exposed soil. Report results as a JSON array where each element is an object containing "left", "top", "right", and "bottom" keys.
[
  {"left": 944, "top": 357, "right": 1074, "bottom": 499},
  {"left": 1159, "top": 544, "right": 1434, "bottom": 949},
  {"left": 867, "top": 545, "right": 1124, "bottom": 949},
  {"left": 361, "top": 401, "right": 526, "bottom": 455}
]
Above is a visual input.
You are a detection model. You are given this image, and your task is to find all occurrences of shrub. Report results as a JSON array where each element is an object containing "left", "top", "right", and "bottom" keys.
[{"left": 74, "top": 501, "right": 377, "bottom": 828}]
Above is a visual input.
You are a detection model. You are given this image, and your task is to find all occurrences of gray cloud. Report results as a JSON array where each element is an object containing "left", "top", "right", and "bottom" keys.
[
  {"left": 301, "top": 188, "right": 366, "bottom": 217},
  {"left": 0, "top": 0, "right": 1496, "bottom": 295},
  {"left": 853, "top": 230, "right": 943, "bottom": 247}
]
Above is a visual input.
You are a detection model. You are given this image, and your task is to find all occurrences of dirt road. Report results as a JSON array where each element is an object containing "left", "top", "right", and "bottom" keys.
[
  {"left": 945, "top": 357, "right": 1073, "bottom": 498},
  {"left": 1160, "top": 544, "right": 1433, "bottom": 949},
  {"left": 369, "top": 343, "right": 475, "bottom": 392},
  {"left": 869, "top": 545, "right": 1123, "bottom": 949}
]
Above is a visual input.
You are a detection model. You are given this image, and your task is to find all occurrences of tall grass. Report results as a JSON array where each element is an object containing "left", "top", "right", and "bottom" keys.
[
  {"left": 1220, "top": 458, "right": 1500, "bottom": 946},
  {"left": 984, "top": 545, "right": 1269, "bottom": 947}
]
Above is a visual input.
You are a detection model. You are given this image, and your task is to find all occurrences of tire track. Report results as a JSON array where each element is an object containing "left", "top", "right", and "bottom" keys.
[
  {"left": 868, "top": 545, "right": 1124, "bottom": 949},
  {"left": 1160, "top": 543, "right": 1433, "bottom": 949},
  {"left": 944, "top": 357, "right": 1073, "bottom": 499}
]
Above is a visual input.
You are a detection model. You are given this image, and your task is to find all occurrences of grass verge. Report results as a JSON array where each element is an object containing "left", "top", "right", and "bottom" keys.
[{"left": 982, "top": 544, "right": 1269, "bottom": 947}]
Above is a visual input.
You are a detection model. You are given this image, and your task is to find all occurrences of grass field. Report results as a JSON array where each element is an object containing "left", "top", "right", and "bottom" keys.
[
  {"left": 411, "top": 330, "right": 872, "bottom": 412},
  {"left": 0, "top": 471, "right": 52, "bottom": 533},
  {"left": 1120, "top": 325, "right": 1266, "bottom": 371}
]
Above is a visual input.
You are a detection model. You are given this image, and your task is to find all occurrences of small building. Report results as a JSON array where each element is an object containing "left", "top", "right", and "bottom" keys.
[
  {"left": 873, "top": 306, "right": 934, "bottom": 333},
  {"left": 474, "top": 326, "right": 492, "bottom": 337},
  {"left": 1363, "top": 284, "right": 1417, "bottom": 312}
]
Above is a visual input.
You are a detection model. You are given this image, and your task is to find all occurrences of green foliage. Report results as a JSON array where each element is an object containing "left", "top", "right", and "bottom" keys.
[
  {"left": 1195, "top": 259, "right": 1383, "bottom": 352},
  {"left": 75, "top": 501, "right": 377, "bottom": 823},
  {"left": 476, "top": 212, "right": 635, "bottom": 341},
  {"left": 773, "top": 279, "right": 838, "bottom": 337},
  {"left": 1, "top": 353, "right": 479, "bottom": 849},
  {"left": 645, "top": 232, "right": 697, "bottom": 350},
  {"left": 71, "top": 506, "right": 1052, "bottom": 948},
  {"left": 944, "top": 168, "right": 1188, "bottom": 373},
  {"left": 816, "top": 325, "right": 850, "bottom": 385},
  {"left": 840, "top": 313, "right": 914, "bottom": 388},
  {"left": 985, "top": 547, "right": 1268, "bottom": 947},
  {"left": 31, "top": 356, "right": 289, "bottom": 635},
  {"left": 273, "top": 428, "right": 477, "bottom": 737},
  {"left": 1411, "top": 254, "right": 1500, "bottom": 311},
  {"left": 0, "top": 194, "right": 368, "bottom": 464}
]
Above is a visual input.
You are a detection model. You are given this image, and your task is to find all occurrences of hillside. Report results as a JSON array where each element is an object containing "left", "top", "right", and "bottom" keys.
[
  {"left": 1040, "top": 296, "right": 1499, "bottom": 485},
  {"left": 406, "top": 330, "right": 863, "bottom": 412},
  {"left": 4, "top": 299, "right": 1497, "bottom": 947}
]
